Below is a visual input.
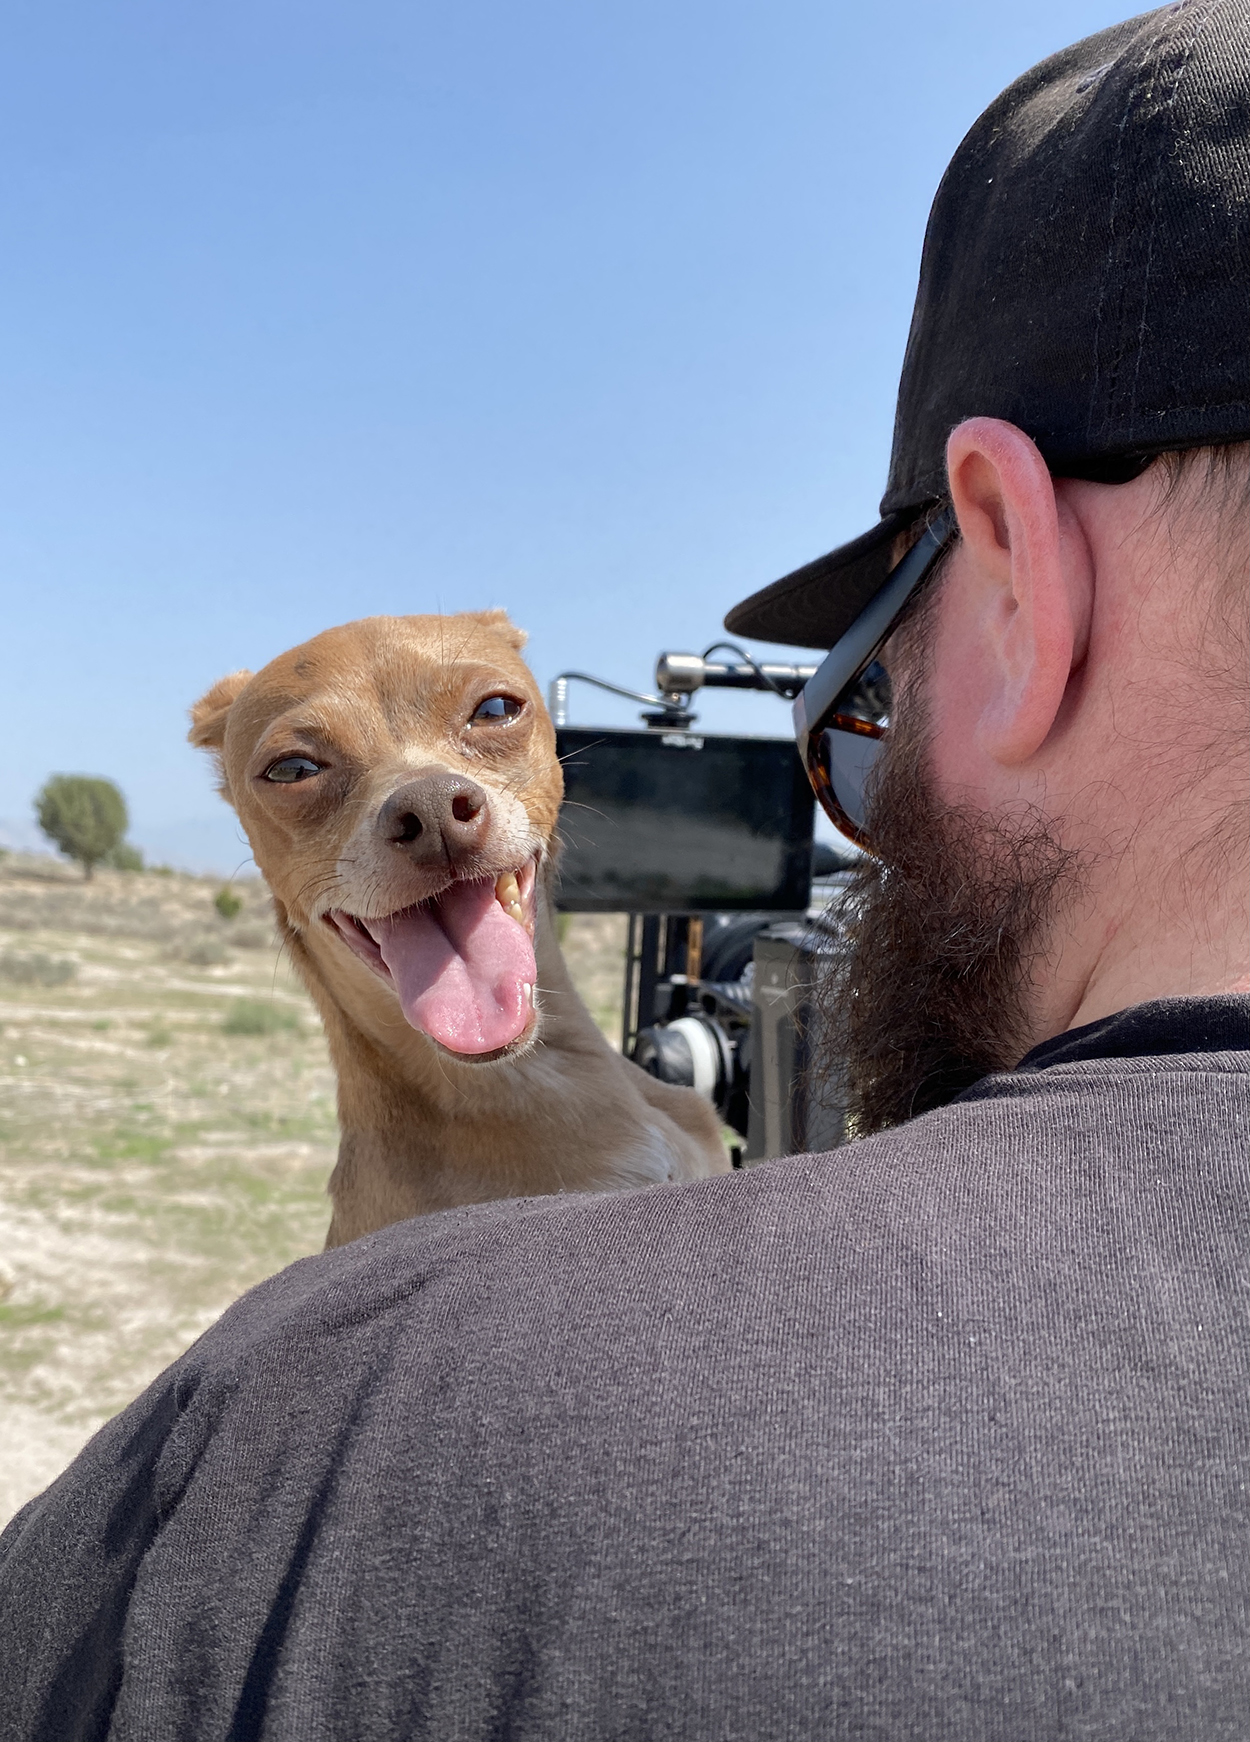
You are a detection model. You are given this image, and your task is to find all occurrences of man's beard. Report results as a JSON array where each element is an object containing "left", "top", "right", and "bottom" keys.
[{"left": 818, "top": 696, "right": 1082, "bottom": 1137}]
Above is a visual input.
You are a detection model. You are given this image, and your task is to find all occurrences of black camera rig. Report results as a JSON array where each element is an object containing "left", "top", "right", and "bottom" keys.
[{"left": 550, "top": 645, "right": 854, "bottom": 1165}]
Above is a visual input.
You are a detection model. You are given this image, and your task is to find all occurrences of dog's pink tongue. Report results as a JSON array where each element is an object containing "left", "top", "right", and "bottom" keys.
[{"left": 371, "top": 879, "right": 535, "bottom": 1055}]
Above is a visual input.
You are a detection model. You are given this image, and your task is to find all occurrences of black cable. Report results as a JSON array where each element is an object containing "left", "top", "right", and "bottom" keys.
[{"left": 698, "top": 641, "right": 791, "bottom": 699}]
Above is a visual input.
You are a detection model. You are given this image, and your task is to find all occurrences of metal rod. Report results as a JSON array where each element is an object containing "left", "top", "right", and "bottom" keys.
[
  {"left": 698, "top": 661, "right": 818, "bottom": 695},
  {"left": 548, "top": 671, "right": 666, "bottom": 727},
  {"left": 654, "top": 650, "right": 818, "bottom": 701},
  {"left": 622, "top": 915, "right": 641, "bottom": 1054}
]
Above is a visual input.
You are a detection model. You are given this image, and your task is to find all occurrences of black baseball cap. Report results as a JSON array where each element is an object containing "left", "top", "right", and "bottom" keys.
[{"left": 726, "top": 0, "right": 1250, "bottom": 650}]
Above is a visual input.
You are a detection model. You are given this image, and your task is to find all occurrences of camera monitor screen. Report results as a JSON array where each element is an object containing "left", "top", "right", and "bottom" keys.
[{"left": 554, "top": 727, "right": 815, "bottom": 913}]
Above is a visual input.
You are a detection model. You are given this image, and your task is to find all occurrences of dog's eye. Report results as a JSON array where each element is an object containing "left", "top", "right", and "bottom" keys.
[
  {"left": 470, "top": 695, "right": 524, "bottom": 725},
  {"left": 263, "top": 756, "right": 323, "bottom": 784}
]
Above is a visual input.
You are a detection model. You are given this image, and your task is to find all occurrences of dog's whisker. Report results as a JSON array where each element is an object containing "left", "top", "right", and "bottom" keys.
[
  {"left": 557, "top": 802, "right": 611, "bottom": 825},
  {"left": 556, "top": 737, "right": 607, "bottom": 764}
]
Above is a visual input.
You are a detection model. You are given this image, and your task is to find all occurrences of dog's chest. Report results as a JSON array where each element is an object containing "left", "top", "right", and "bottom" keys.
[{"left": 607, "top": 1121, "right": 687, "bottom": 1188}]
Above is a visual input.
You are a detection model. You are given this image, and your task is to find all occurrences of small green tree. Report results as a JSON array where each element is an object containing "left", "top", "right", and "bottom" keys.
[
  {"left": 35, "top": 775, "right": 128, "bottom": 879},
  {"left": 105, "top": 841, "right": 145, "bottom": 872},
  {"left": 214, "top": 887, "right": 243, "bottom": 920}
]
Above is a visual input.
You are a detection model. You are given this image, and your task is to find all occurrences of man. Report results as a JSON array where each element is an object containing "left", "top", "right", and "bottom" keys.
[{"left": 3, "top": 4, "right": 1247, "bottom": 1737}]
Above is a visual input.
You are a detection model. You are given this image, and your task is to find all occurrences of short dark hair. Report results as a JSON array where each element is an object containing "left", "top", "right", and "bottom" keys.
[{"left": 1157, "top": 440, "right": 1250, "bottom": 521}]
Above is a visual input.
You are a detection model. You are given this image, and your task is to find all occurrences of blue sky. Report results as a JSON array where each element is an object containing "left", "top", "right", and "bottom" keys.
[{"left": 1, "top": 0, "right": 1138, "bottom": 872}]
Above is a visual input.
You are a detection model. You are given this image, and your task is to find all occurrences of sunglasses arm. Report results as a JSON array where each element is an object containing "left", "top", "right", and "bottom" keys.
[{"left": 791, "top": 506, "right": 957, "bottom": 743}]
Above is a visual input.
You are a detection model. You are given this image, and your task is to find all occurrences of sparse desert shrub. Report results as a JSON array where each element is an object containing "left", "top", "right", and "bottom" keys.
[
  {"left": 181, "top": 936, "right": 231, "bottom": 967},
  {"left": 34, "top": 775, "right": 128, "bottom": 878},
  {"left": 0, "top": 951, "right": 77, "bottom": 987},
  {"left": 214, "top": 887, "right": 243, "bottom": 920},
  {"left": 105, "top": 842, "right": 145, "bottom": 872},
  {"left": 146, "top": 1022, "right": 174, "bottom": 1048},
  {"left": 223, "top": 999, "right": 301, "bottom": 1037},
  {"left": 230, "top": 921, "right": 275, "bottom": 950}
]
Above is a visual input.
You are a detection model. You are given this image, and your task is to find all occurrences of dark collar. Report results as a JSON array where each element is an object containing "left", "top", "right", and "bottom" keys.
[{"left": 1017, "top": 995, "right": 1250, "bottom": 1072}]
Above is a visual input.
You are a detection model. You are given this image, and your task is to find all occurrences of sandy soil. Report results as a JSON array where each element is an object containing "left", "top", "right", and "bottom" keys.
[{"left": 0, "top": 855, "right": 625, "bottom": 1526}]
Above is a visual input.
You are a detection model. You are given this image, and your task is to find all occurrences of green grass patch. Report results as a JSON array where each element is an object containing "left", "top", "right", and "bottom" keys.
[
  {"left": 223, "top": 999, "right": 302, "bottom": 1038},
  {"left": 0, "top": 1302, "right": 66, "bottom": 1329},
  {"left": 92, "top": 1128, "right": 174, "bottom": 1167},
  {"left": 231, "top": 1104, "right": 337, "bottom": 1141}
]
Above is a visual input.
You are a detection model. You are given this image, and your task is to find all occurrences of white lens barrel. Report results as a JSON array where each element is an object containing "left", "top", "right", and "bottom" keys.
[{"left": 664, "top": 1017, "right": 723, "bottom": 1100}]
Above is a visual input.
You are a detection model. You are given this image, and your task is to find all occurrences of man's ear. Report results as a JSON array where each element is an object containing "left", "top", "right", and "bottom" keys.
[
  {"left": 945, "top": 418, "right": 1092, "bottom": 766},
  {"left": 465, "top": 608, "right": 528, "bottom": 652},
  {"left": 189, "top": 670, "right": 252, "bottom": 798}
]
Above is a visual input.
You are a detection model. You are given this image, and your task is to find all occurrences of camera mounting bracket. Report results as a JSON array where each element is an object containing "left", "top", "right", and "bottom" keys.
[{"left": 548, "top": 646, "right": 818, "bottom": 732}]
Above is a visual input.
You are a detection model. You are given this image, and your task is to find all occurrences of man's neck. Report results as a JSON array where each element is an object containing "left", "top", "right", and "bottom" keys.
[{"left": 1032, "top": 843, "right": 1250, "bottom": 1046}]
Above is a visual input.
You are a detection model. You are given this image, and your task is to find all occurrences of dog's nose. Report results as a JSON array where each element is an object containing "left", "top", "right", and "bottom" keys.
[{"left": 377, "top": 774, "right": 492, "bottom": 865}]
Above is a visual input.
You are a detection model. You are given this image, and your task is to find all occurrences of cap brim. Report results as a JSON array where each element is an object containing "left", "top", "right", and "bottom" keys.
[{"left": 724, "top": 512, "right": 912, "bottom": 649}]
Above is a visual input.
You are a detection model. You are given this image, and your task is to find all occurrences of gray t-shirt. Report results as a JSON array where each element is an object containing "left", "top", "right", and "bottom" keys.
[{"left": 3, "top": 995, "right": 1248, "bottom": 1741}]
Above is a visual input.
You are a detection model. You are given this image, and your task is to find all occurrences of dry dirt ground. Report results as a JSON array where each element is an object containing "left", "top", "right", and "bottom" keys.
[{"left": 0, "top": 854, "right": 626, "bottom": 1526}]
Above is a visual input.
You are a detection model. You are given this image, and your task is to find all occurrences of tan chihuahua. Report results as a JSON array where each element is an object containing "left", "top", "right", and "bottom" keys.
[{"left": 191, "top": 611, "right": 728, "bottom": 1245}]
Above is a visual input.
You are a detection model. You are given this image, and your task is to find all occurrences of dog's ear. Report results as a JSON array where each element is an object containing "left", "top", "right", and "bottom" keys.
[
  {"left": 189, "top": 671, "right": 252, "bottom": 799},
  {"left": 467, "top": 608, "right": 528, "bottom": 652},
  {"left": 189, "top": 670, "right": 252, "bottom": 749}
]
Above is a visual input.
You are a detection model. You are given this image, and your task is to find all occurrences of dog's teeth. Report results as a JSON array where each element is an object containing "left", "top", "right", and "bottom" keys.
[
  {"left": 495, "top": 871, "right": 525, "bottom": 926},
  {"left": 521, "top": 983, "right": 533, "bottom": 1005}
]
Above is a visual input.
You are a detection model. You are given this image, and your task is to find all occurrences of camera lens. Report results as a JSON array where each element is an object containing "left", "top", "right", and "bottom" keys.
[{"left": 633, "top": 1016, "right": 727, "bottom": 1100}]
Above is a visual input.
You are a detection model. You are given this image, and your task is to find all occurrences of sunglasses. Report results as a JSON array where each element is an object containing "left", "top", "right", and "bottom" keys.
[{"left": 792, "top": 504, "right": 957, "bottom": 848}]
